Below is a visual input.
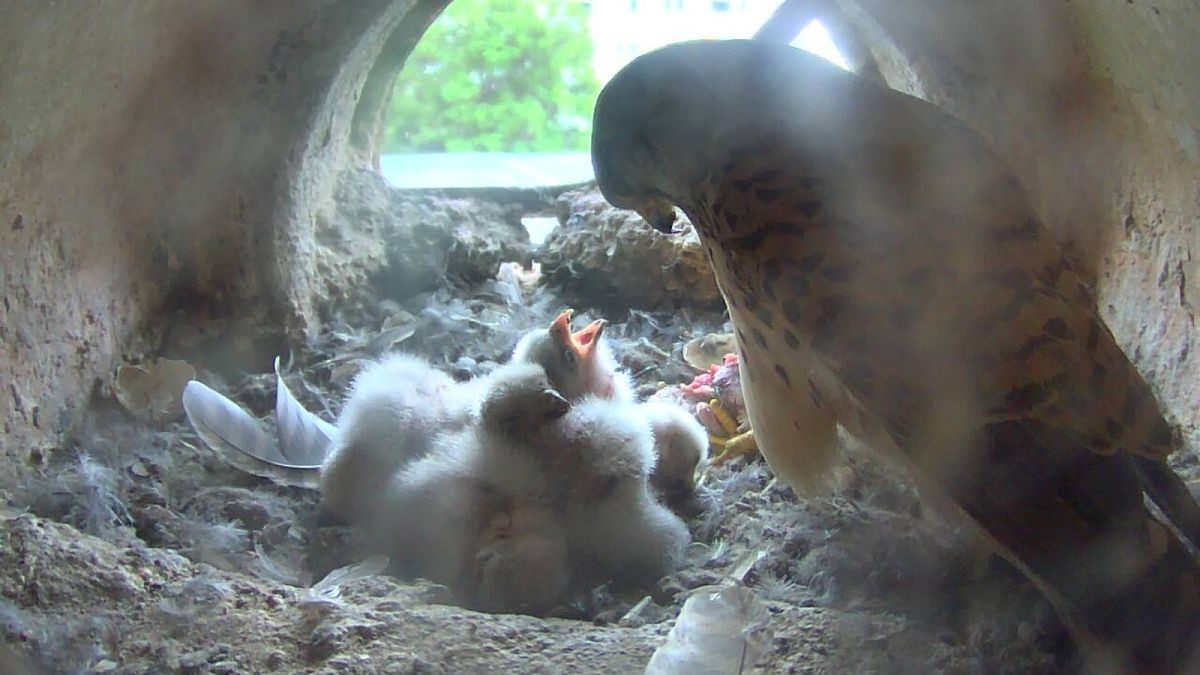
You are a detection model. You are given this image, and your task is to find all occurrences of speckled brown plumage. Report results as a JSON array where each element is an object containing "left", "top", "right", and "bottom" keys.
[{"left": 592, "top": 39, "right": 1200, "bottom": 673}]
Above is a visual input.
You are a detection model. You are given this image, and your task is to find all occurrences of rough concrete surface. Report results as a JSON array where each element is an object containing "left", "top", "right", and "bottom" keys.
[
  {"left": 540, "top": 187, "right": 724, "bottom": 313},
  {"left": 0, "top": 512, "right": 664, "bottom": 674},
  {"left": 315, "top": 168, "right": 534, "bottom": 317},
  {"left": 0, "top": 0, "right": 434, "bottom": 478},
  {"left": 0, "top": 508, "right": 999, "bottom": 674}
]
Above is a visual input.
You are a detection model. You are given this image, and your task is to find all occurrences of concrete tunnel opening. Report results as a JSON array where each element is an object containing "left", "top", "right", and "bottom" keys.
[{"left": 2, "top": 1, "right": 1199, "bottom": 672}]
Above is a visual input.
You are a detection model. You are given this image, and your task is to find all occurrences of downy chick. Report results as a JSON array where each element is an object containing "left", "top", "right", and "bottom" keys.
[
  {"left": 318, "top": 336, "right": 575, "bottom": 530},
  {"left": 386, "top": 362, "right": 572, "bottom": 613},
  {"left": 638, "top": 400, "right": 709, "bottom": 501},
  {"left": 321, "top": 312, "right": 622, "bottom": 532},
  {"left": 320, "top": 354, "right": 477, "bottom": 528},
  {"left": 536, "top": 397, "right": 691, "bottom": 586},
  {"left": 470, "top": 501, "right": 569, "bottom": 614},
  {"left": 517, "top": 310, "right": 704, "bottom": 503},
  {"left": 512, "top": 309, "right": 634, "bottom": 402}
]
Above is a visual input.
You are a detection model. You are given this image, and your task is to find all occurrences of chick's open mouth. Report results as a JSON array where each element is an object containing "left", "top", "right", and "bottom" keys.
[{"left": 551, "top": 309, "right": 607, "bottom": 362}]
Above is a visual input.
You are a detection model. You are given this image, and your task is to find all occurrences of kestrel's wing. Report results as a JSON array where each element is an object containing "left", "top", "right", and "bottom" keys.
[
  {"left": 702, "top": 124, "right": 1199, "bottom": 673},
  {"left": 707, "top": 116, "right": 1176, "bottom": 462}
]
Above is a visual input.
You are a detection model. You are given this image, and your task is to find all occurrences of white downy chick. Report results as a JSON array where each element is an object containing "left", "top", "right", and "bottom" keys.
[
  {"left": 385, "top": 362, "right": 572, "bottom": 613},
  {"left": 512, "top": 309, "right": 634, "bottom": 403},
  {"left": 321, "top": 312, "right": 623, "bottom": 537},
  {"left": 319, "top": 354, "right": 477, "bottom": 528},
  {"left": 516, "top": 310, "right": 704, "bottom": 504},
  {"left": 470, "top": 501, "right": 569, "bottom": 614},
  {"left": 638, "top": 400, "right": 709, "bottom": 500},
  {"left": 537, "top": 397, "right": 691, "bottom": 586}
]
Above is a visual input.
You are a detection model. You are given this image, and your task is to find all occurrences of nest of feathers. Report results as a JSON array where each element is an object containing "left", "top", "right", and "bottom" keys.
[{"left": 5, "top": 258, "right": 1064, "bottom": 673}]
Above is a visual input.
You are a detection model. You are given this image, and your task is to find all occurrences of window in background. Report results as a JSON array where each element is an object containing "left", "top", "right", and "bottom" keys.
[{"left": 381, "top": 1, "right": 852, "bottom": 194}]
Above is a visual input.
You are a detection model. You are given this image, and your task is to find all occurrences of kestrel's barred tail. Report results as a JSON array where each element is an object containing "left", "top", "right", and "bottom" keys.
[
  {"left": 1087, "top": 520, "right": 1200, "bottom": 674},
  {"left": 952, "top": 419, "right": 1200, "bottom": 672},
  {"left": 1134, "top": 455, "right": 1200, "bottom": 552}
]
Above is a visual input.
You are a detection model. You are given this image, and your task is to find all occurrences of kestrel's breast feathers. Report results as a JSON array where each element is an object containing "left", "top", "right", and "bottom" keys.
[
  {"left": 698, "top": 146, "right": 1175, "bottom": 467},
  {"left": 592, "top": 39, "right": 1200, "bottom": 671}
]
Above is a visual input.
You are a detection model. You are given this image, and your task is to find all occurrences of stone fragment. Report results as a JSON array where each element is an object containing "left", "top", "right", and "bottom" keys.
[{"left": 539, "top": 187, "right": 721, "bottom": 312}]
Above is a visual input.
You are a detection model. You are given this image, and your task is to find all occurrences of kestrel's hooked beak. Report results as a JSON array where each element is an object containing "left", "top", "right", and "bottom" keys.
[{"left": 634, "top": 199, "right": 679, "bottom": 234}]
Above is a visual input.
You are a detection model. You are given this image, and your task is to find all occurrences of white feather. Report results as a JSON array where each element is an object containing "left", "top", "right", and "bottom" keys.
[
  {"left": 274, "top": 356, "right": 338, "bottom": 467},
  {"left": 308, "top": 554, "right": 390, "bottom": 600},
  {"left": 644, "top": 584, "right": 774, "bottom": 675},
  {"left": 181, "top": 381, "right": 320, "bottom": 489}
]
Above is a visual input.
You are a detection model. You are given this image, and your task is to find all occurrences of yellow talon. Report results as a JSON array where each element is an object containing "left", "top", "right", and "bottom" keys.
[
  {"left": 709, "top": 429, "right": 758, "bottom": 466},
  {"left": 708, "top": 398, "right": 740, "bottom": 435},
  {"left": 708, "top": 434, "right": 728, "bottom": 448},
  {"left": 725, "top": 429, "right": 757, "bottom": 456}
]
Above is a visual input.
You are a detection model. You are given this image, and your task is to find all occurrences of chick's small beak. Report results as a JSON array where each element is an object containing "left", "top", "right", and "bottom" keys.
[
  {"left": 570, "top": 319, "right": 606, "bottom": 362},
  {"left": 550, "top": 309, "right": 574, "bottom": 342},
  {"left": 635, "top": 200, "right": 678, "bottom": 234},
  {"left": 540, "top": 389, "right": 570, "bottom": 418}
]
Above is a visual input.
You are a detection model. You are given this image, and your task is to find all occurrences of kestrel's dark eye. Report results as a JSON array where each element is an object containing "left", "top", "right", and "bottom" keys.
[{"left": 562, "top": 348, "right": 576, "bottom": 366}]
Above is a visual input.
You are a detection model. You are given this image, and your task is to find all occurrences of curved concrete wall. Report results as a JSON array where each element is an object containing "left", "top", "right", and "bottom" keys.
[
  {"left": 0, "top": 0, "right": 444, "bottom": 475},
  {"left": 0, "top": 0, "right": 1195, "bottom": 479}
]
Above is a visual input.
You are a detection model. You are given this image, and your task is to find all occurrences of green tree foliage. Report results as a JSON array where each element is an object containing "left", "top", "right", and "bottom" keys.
[{"left": 384, "top": 0, "right": 599, "bottom": 153}]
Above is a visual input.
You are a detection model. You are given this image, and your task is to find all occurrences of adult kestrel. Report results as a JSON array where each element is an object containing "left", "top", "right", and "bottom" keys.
[{"left": 592, "top": 40, "right": 1200, "bottom": 673}]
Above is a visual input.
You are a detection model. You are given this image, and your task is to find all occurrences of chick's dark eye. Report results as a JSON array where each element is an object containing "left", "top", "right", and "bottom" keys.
[{"left": 562, "top": 349, "right": 576, "bottom": 366}]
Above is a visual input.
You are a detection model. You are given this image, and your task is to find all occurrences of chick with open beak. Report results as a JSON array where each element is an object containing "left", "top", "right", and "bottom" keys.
[
  {"left": 553, "top": 309, "right": 606, "bottom": 361},
  {"left": 513, "top": 309, "right": 634, "bottom": 403}
]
